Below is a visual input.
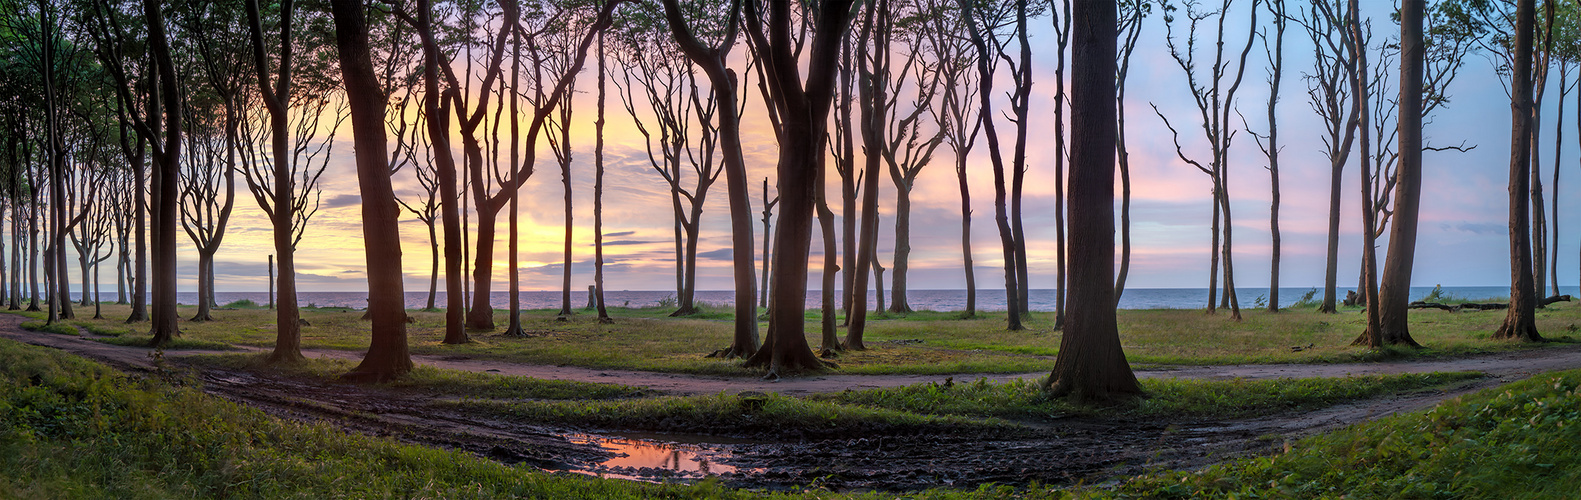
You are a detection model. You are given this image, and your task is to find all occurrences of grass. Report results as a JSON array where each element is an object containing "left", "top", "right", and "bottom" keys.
[
  {"left": 5, "top": 329, "right": 1578, "bottom": 498},
  {"left": 1083, "top": 368, "right": 1581, "bottom": 499},
  {"left": 19, "top": 321, "right": 80, "bottom": 336},
  {"left": 186, "top": 353, "right": 652, "bottom": 400},
  {"left": 192, "top": 351, "right": 1483, "bottom": 439},
  {"left": 448, "top": 392, "right": 1008, "bottom": 439},
  {"left": 814, "top": 371, "right": 1486, "bottom": 421},
  {"left": 95, "top": 335, "right": 237, "bottom": 350},
  {"left": 19, "top": 301, "right": 1581, "bottom": 376}
]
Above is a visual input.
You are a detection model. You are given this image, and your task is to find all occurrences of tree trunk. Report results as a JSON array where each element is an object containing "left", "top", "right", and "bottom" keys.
[
  {"left": 1551, "top": 64, "right": 1568, "bottom": 298},
  {"left": 246, "top": 0, "right": 303, "bottom": 363},
  {"left": 1046, "top": 0, "right": 1141, "bottom": 401},
  {"left": 759, "top": 178, "right": 774, "bottom": 309},
  {"left": 414, "top": 0, "right": 468, "bottom": 345},
  {"left": 192, "top": 250, "right": 214, "bottom": 321},
  {"left": 330, "top": 0, "right": 413, "bottom": 381},
  {"left": 1373, "top": 0, "right": 1426, "bottom": 347},
  {"left": 593, "top": 30, "right": 610, "bottom": 324},
  {"left": 1496, "top": 0, "right": 1543, "bottom": 342},
  {"left": 426, "top": 221, "right": 437, "bottom": 309},
  {"left": 557, "top": 115, "right": 575, "bottom": 319},
  {"left": 888, "top": 176, "right": 913, "bottom": 314},
  {"left": 658, "top": 0, "right": 758, "bottom": 357},
  {"left": 958, "top": 144, "right": 976, "bottom": 318},
  {"left": 960, "top": 0, "right": 1022, "bottom": 331},
  {"left": 739, "top": 0, "right": 851, "bottom": 377},
  {"left": 145, "top": 0, "right": 180, "bottom": 346}
]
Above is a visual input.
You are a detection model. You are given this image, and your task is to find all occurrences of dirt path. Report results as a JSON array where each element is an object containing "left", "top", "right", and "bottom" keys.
[{"left": 7, "top": 313, "right": 1581, "bottom": 490}]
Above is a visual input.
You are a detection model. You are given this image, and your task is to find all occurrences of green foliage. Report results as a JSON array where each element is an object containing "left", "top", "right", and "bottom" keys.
[
  {"left": 1289, "top": 288, "right": 1320, "bottom": 309},
  {"left": 221, "top": 299, "right": 261, "bottom": 309},
  {"left": 1099, "top": 370, "right": 1581, "bottom": 499}
]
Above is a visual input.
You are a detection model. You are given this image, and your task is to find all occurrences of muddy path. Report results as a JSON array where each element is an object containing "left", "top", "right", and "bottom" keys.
[{"left": 3, "top": 313, "right": 1578, "bottom": 490}]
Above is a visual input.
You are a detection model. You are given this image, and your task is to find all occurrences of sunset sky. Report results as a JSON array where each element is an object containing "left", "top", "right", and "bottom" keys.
[{"left": 170, "top": 3, "right": 1567, "bottom": 295}]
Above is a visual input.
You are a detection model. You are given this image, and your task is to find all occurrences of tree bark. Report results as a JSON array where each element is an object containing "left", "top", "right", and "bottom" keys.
[
  {"left": 1373, "top": 0, "right": 1426, "bottom": 347},
  {"left": 659, "top": 0, "right": 758, "bottom": 358},
  {"left": 1046, "top": 0, "right": 1141, "bottom": 401},
  {"left": 739, "top": 0, "right": 852, "bottom": 377},
  {"left": 1496, "top": 0, "right": 1543, "bottom": 342},
  {"left": 145, "top": 0, "right": 181, "bottom": 346},
  {"left": 331, "top": 0, "right": 413, "bottom": 381}
]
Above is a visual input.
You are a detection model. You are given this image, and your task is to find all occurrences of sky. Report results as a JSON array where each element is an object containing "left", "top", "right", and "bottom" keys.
[{"left": 151, "top": 2, "right": 1577, "bottom": 294}]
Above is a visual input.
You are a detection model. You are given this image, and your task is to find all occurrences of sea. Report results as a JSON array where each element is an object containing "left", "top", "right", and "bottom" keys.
[{"left": 149, "top": 285, "right": 1558, "bottom": 311}]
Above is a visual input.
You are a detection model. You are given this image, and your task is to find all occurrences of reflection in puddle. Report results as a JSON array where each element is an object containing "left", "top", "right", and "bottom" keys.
[{"left": 569, "top": 433, "right": 752, "bottom": 481}]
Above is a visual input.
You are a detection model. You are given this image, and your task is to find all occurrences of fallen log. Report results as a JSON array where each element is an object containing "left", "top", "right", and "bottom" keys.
[{"left": 1540, "top": 295, "right": 1573, "bottom": 307}]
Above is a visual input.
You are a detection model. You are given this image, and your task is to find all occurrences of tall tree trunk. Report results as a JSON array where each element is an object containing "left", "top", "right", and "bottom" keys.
[
  {"left": 1496, "top": 0, "right": 1543, "bottom": 342},
  {"left": 247, "top": 0, "right": 303, "bottom": 362},
  {"left": 758, "top": 178, "right": 775, "bottom": 309},
  {"left": 738, "top": 0, "right": 852, "bottom": 376},
  {"left": 1373, "top": 0, "right": 1426, "bottom": 347},
  {"left": 957, "top": 144, "right": 976, "bottom": 318},
  {"left": 556, "top": 108, "right": 575, "bottom": 319},
  {"left": 1046, "top": 0, "right": 1140, "bottom": 400},
  {"left": 504, "top": 26, "right": 526, "bottom": 337},
  {"left": 414, "top": 0, "right": 468, "bottom": 344},
  {"left": 817, "top": 156, "right": 840, "bottom": 354},
  {"left": 1351, "top": 0, "right": 1382, "bottom": 346},
  {"left": 889, "top": 176, "right": 913, "bottom": 314},
  {"left": 960, "top": 0, "right": 1022, "bottom": 331},
  {"left": 145, "top": 0, "right": 181, "bottom": 346},
  {"left": 1552, "top": 64, "right": 1568, "bottom": 298},
  {"left": 593, "top": 30, "right": 610, "bottom": 324},
  {"left": 332, "top": 0, "right": 413, "bottom": 381},
  {"left": 659, "top": 0, "right": 758, "bottom": 357}
]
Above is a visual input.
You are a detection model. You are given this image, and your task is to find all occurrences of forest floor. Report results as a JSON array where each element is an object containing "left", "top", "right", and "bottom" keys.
[{"left": 7, "top": 311, "right": 1581, "bottom": 491}]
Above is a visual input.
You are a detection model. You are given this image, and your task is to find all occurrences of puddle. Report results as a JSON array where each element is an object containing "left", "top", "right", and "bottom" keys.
[{"left": 569, "top": 432, "right": 756, "bottom": 481}]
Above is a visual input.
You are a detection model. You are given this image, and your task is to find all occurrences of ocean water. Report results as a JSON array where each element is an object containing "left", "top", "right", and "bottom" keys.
[{"left": 152, "top": 285, "right": 1552, "bottom": 312}]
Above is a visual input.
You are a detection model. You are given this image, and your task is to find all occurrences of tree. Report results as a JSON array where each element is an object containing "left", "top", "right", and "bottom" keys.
[
  {"left": 612, "top": 5, "right": 725, "bottom": 317},
  {"left": 923, "top": 0, "right": 981, "bottom": 318},
  {"left": 1372, "top": 0, "right": 1430, "bottom": 347},
  {"left": 658, "top": 0, "right": 759, "bottom": 358},
  {"left": 1115, "top": 0, "right": 1148, "bottom": 302},
  {"left": 739, "top": 0, "right": 855, "bottom": 377},
  {"left": 1495, "top": 0, "right": 1542, "bottom": 342},
  {"left": 1156, "top": 0, "right": 1259, "bottom": 320},
  {"left": 331, "top": 0, "right": 413, "bottom": 382},
  {"left": 1045, "top": 0, "right": 1141, "bottom": 401},
  {"left": 1298, "top": 1, "right": 1360, "bottom": 314},
  {"left": 79, "top": 0, "right": 182, "bottom": 345},
  {"left": 877, "top": 0, "right": 945, "bottom": 315},
  {"left": 958, "top": 0, "right": 1023, "bottom": 331},
  {"left": 592, "top": 23, "right": 610, "bottom": 325},
  {"left": 1243, "top": 0, "right": 1282, "bottom": 312},
  {"left": 242, "top": 0, "right": 344, "bottom": 363}
]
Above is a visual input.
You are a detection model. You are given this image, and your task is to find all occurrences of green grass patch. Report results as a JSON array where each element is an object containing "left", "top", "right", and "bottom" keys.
[
  {"left": 449, "top": 391, "right": 1009, "bottom": 439},
  {"left": 19, "top": 321, "right": 79, "bottom": 336},
  {"left": 94, "top": 335, "right": 235, "bottom": 350},
  {"left": 186, "top": 354, "right": 651, "bottom": 400},
  {"left": 0, "top": 337, "right": 783, "bottom": 499},
  {"left": 1092, "top": 369, "right": 1581, "bottom": 499},
  {"left": 43, "top": 302, "right": 1581, "bottom": 376},
  {"left": 816, "top": 372, "right": 1485, "bottom": 421},
  {"left": 73, "top": 321, "right": 131, "bottom": 337}
]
